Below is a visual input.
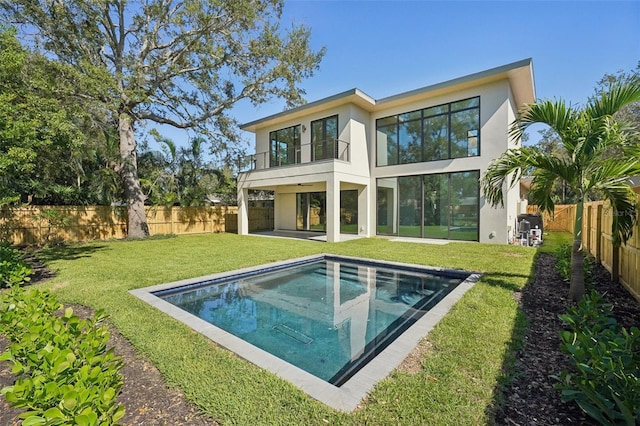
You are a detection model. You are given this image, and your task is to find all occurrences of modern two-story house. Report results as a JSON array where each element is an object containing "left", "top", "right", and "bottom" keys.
[{"left": 237, "top": 59, "right": 535, "bottom": 243}]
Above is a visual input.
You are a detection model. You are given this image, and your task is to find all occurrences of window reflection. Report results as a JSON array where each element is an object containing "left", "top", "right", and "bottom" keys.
[
  {"left": 376, "top": 97, "right": 480, "bottom": 166},
  {"left": 269, "top": 125, "right": 301, "bottom": 167},
  {"left": 376, "top": 170, "right": 479, "bottom": 241}
]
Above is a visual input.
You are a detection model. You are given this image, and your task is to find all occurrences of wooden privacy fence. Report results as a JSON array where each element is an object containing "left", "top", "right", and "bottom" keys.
[
  {"left": 529, "top": 201, "right": 640, "bottom": 302},
  {"left": 527, "top": 204, "right": 576, "bottom": 232},
  {"left": 0, "top": 205, "right": 274, "bottom": 246}
]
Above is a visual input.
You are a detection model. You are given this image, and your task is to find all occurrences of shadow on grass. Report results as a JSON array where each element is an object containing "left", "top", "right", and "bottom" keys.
[
  {"left": 35, "top": 244, "right": 109, "bottom": 263},
  {"left": 479, "top": 273, "right": 532, "bottom": 293},
  {"left": 483, "top": 252, "right": 538, "bottom": 423}
]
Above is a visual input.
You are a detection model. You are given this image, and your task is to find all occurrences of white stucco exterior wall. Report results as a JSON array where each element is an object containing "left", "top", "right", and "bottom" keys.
[{"left": 238, "top": 59, "right": 535, "bottom": 244}]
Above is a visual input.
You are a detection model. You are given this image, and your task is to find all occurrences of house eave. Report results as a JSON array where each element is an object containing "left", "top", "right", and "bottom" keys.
[
  {"left": 240, "top": 58, "right": 536, "bottom": 133},
  {"left": 375, "top": 58, "right": 535, "bottom": 111},
  {"left": 240, "top": 88, "right": 376, "bottom": 132}
]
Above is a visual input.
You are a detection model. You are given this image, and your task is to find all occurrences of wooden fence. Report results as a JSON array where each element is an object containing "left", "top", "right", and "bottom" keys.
[
  {"left": 0, "top": 205, "right": 274, "bottom": 246},
  {"left": 529, "top": 201, "right": 640, "bottom": 302}
]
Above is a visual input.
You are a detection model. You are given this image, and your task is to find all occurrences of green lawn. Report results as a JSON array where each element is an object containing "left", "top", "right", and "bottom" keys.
[{"left": 28, "top": 232, "right": 570, "bottom": 424}]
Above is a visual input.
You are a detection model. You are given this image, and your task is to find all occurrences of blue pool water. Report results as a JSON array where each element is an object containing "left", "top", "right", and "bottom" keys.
[{"left": 155, "top": 256, "right": 469, "bottom": 386}]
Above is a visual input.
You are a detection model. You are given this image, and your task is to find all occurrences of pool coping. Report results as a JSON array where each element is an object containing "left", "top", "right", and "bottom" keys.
[{"left": 129, "top": 254, "right": 481, "bottom": 412}]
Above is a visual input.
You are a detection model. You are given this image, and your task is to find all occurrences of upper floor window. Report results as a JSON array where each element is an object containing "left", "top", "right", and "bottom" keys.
[
  {"left": 376, "top": 97, "right": 480, "bottom": 166},
  {"left": 311, "top": 115, "right": 338, "bottom": 161},
  {"left": 269, "top": 125, "right": 301, "bottom": 167}
]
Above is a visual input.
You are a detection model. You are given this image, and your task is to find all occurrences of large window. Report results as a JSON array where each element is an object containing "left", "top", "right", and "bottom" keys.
[
  {"left": 376, "top": 170, "right": 479, "bottom": 241},
  {"left": 376, "top": 97, "right": 479, "bottom": 166},
  {"left": 269, "top": 125, "right": 301, "bottom": 167},
  {"left": 311, "top": 115, "right": 338, "bottom": 161}
]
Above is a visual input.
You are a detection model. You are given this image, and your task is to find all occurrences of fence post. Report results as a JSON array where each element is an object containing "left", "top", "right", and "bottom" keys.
[
  {"left": 171, "top": 207, "right": 176, "bottom": 235},
  {"left": 586, "top": 205, "right": 592, "bottom": 252},
  {"left": 595, "top": 204, "right": 603, "bottom": 263}
]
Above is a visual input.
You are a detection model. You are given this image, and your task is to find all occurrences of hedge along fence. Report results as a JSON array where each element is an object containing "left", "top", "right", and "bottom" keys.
[
  {"left": 0, "top": 205, "right": 275, "bottom": 246},
  {"left": 529, "top": 199, "right": 640, "bottom": 302}
]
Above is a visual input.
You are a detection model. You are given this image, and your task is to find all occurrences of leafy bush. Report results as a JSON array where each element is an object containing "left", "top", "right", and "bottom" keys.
[
  {"left": 0, "top": 242, "right": 32, "bottom": 288},
  {"left": 556, "top": 291, "right": 640, "bottom": 425},
  {"left": 0, "top": 286, "right": 125, "bottom": 425},
  {"left": 553, "top": 243, "right": 594, "bottom": 284}
]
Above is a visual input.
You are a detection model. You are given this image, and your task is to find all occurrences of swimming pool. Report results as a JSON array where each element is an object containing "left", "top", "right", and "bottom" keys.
[{"left": 131, "top": 254, "right": 479, "bottom": 411}]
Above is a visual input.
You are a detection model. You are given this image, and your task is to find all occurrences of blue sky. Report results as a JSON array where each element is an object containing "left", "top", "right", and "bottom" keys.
[{"left": 158, "top": 0, "right": 640, "bottom": 157}]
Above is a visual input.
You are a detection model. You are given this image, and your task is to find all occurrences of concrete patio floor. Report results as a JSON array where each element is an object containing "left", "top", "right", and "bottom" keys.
[{"left": 250, "top": 230, "right": 365, "bottom": 242}]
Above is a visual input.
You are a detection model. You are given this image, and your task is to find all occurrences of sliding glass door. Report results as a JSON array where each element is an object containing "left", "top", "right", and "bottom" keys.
[
  {"left": 296, "top": 192, "right": 326, "bottom": 231},
  {"left": 376, "top": 170, "right": 479, "bottom": 241}
]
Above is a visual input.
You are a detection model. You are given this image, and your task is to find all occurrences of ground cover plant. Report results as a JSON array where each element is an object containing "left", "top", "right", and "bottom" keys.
[
  {"left": 551, "top": 242, "right": 640, "bottom": 424},
  {"left": 557, "top": 291, "right": 640, "bottom": 424},
  {"left": 0, "top": 286, "right": 124, "bottom": 425},
  {"left": 0, "top": 243, "right": 32, "bottom": 288}
]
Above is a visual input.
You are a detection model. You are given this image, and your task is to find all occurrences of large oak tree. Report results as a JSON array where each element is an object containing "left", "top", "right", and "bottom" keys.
[{"left": 1, "top": 0, "right": 325, "bottom": 237}]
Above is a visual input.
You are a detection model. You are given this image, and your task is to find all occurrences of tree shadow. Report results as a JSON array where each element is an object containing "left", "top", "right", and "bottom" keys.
[
  {"left": 35, "top": 244, "right": 109, "bottom": 263},
  {"left": 478, "top": 271, "right": 533, "bottom": 293},
  {"left": 483, "top": 254, "right": 538, "bottom": 423},
  {"left": 1, "top": 206, "right": 127, "bottom": 246}
]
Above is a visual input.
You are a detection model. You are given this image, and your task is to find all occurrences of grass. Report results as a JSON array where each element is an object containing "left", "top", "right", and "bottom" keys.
[
  {"left": 24, "top": 232, "right": 570, "bottom": 424},
  {"left": 537, "top": 230, "right": 573, "bottom": 254}
]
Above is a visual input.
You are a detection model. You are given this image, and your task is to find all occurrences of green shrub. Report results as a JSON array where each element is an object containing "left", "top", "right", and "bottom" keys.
[
  {"left": 0, "top": 243, "right": 32, "bottom": 288},
  {"left": 553, "top": 243, "right": 594, "bottom": 284},
  {"left": 0, "top": 286, "right": 125, "bottom": 425},
  {"left": 556, "top": 291, "right": 640, "bottom": 425}
]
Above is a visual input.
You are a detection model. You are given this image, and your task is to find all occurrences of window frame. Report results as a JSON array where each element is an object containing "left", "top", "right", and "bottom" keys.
[
  {"left": 375, "top": 170, "right": 480, "bottom": 242},
  {"left": 269, "top": 124, "right": 301, "bottom": 168},
  {"left": 375, "top": 96, "right": 480, "bottom": 166},
  {"left": 311, "top": 115, "right": 339, "bottom": 161}
]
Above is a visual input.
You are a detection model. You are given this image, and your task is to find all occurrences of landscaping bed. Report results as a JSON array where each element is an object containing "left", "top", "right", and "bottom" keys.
[{"left": 495, "top": 253, "right": 640, "bottom": 425}]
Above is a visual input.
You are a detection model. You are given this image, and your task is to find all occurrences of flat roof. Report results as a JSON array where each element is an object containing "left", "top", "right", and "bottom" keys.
[{"left": 241, "top": 58, "right": 535, "bottom": 132}]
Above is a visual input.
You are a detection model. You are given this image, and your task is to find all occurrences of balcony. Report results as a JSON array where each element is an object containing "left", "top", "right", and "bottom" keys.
[{"left": 240, "top": 139, "right": 350, "bottom": 172}]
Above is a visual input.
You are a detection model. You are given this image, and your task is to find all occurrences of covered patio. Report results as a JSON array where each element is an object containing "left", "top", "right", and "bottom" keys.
[{"left": 237, "top": 166, "right": 371, "bottom": 243}]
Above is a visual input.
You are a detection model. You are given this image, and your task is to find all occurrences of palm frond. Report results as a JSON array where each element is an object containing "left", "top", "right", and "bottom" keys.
[
  {"left": 481, "top": 146, "right": 572, "bottom": 208},
  {"left": 528, "top": 168, "right": 562, "bottom": 214},
  {"left": 600, "top": 185, "right": 638, "bottom": 246},
  {"left": 586, "top": 158, "right": 640, "bottom": 194},
  {"left": 509, "top": 100, "right": 578, "bottom": 150},
  {"left": 587, "top": 156, "right": 640, "bottom": 246},
  {"left": 482, "top": 150, "right": 527, "bottom": 208},
  {"left": 587, "top": 80, "right": 640, "bottom": 118}
]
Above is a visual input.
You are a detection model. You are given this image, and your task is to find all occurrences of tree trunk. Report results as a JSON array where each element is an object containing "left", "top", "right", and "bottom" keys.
[
  {"left": 569, "top": 201, "right": 585, "bottom": 301},
  {"left": 119, "top": 113, "right": 149, "bottom": 239},
  {"left": 612, "top": 244, "right": 620, "bottom": 284}
]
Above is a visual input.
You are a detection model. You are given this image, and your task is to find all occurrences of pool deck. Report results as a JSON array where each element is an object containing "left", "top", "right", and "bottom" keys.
[
  {"left": 250, "top": 230, "right": 452, "bottom": 245},
  {"left": 130, "top": 254, "right": 480, "bottom": 412}
]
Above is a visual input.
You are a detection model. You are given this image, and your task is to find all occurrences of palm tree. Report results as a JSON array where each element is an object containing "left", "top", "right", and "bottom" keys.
[{"left": 482, "top": 81, "right": 640, "bottom": 301}]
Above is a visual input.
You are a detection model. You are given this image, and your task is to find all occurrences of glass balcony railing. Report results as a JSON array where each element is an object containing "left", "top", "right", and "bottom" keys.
[{"left": 240, "top": 139, "right": 350, "bottom": 172}]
